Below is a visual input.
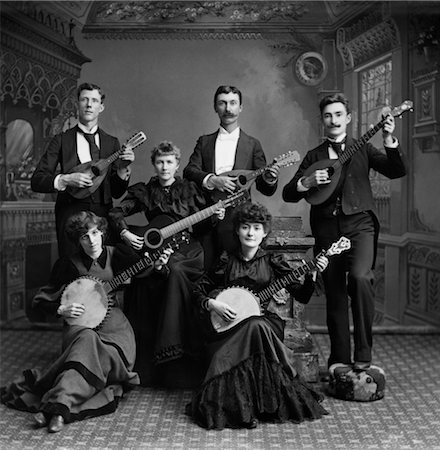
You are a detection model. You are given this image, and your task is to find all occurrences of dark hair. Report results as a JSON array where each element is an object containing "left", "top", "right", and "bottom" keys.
[
  {"left": 213, "top": 85, "right": 242, "bottom": 107},
  {"left": 233, "top": 202, "right": 272, "bottom": 235},
  {"left": 319, "top": 93, "right": 350, "bottom": 115},
  {"left": 76, "top": 82, "right": 105, "bottom": 102},
  {"left": 150, "top": 140, "right": 181, "bottom": 165},
  {"left": 65, "top": 211, "right": 108, "bottom": 244}
]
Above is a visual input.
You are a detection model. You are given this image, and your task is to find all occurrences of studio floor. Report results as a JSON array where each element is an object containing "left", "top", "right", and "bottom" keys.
[{"left": 0, "top": 327, "right": 439, "bottom": 450}]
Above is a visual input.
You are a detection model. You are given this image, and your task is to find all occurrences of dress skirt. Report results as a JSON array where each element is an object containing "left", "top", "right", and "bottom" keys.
[
  {"left": 186, "top": 315, "right": 328, "bottom": 429},
  {"left": 1, "top": 308, "right": 139, "bottom": 423},
  {"left": 125, "top": 238, "right": 206, "bottom": 387}
]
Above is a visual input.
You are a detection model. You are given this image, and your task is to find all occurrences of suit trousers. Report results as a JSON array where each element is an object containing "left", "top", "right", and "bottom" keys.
[{"left": 312, "top": 211, "right": 375, "bottom": 367}]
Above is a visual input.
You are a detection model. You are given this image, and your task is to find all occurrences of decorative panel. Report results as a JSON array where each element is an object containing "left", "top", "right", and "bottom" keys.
[{"left": 407, "top": 244, "right": 440, "bottom": 325}]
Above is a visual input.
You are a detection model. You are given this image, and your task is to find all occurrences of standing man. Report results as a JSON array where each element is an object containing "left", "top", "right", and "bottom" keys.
[
  {"left": 31, "top": 82, "right": 135, "bottom": 257},
  {"left": 283, "top": 93, "right": 406, "bottom": 371},
  {"left": 183, "top": 85, "right": 279, "bottom": 269}
]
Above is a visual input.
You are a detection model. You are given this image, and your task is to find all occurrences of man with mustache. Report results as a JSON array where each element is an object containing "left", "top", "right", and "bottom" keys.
[
  {"left": 282, "top": 93, "right": 406, "bottom": 375},
  {"left": 31, "top": 82, "right": 135, "bottom": 257},
  {"left": 183, "top": 85, "right": 279, "bottom": 269}
]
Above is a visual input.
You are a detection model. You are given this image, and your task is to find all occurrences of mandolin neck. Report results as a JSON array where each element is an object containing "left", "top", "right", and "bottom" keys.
[{"left": 338, "top": 117, "right": 386, "bottom": 165}]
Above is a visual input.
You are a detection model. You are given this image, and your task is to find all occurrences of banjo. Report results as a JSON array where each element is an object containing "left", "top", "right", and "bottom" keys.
[
  {"left": 60, "top": 232, "right": 189, "bottom": 330},
  {"left": 210, "top": 236, "right": 351, "bottom": 333}
]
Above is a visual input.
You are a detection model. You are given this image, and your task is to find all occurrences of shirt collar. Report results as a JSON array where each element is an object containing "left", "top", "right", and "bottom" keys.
[
  {"left": 77, "top": 122, "right": 99, "bottom": 135},
  {"left": 327, "top": 133, "right": 347, "bottom": 144},
  {"left": 80, "top": 247, "right": 107, "bottom": 270},
  {"left": 218, "top": 126, "right": 240, "bottom": 140}
]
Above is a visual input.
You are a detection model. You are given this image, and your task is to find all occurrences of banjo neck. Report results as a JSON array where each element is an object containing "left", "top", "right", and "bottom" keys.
[
  {"left": 258, "top": 258, "right": 319, "bottom": 303},
  {"left": 103, "top": 234, "right": 187, "bottom": 294}
]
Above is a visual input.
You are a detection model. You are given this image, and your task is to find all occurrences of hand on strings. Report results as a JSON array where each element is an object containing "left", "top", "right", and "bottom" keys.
[
  {"left": 57, "top": 302, "right": 85, "bottom": 318},
  {"left": 121, "top": 230, "right": 144, "bottom": 250},
  {"left": 263, "top": 162, "right": 280, "bottom": 184},
  {"left": 119, "top": 146, "right": 135, "bottom": 163},
  {"left": 60, "top": 172, "right": 93, "bottom": 188},
  {"left": 301, "top": 169, "right": 331, "bottom": 189},
  {"left": 315, "top": 255, "right": 329, "bottom": 273},
  {"left": 207, "top": 299, "right": 237, "bottom": 322},
  {"left": 214, "top": 207, "right": 226, "bottom": 221},
  {"left": 208, "top": 175, "right": 238, "bottom": 193},
  {"left": 154, "top": 247, "right": 174, "bottom": 271},
  {"left": 381, "top": 113, "right": 396, "bottom": 146}
]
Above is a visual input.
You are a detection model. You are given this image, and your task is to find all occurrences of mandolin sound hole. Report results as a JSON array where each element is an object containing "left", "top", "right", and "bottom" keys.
[
  {"left": 327, "top": 167, "right": 334, "bottom": 177},
  {"left": 91, "top": 166, "right": 100, "bottom": 176},
  {"left": 144, "top": 228, "right": 163, "bottom": 249},
  {"left": 237, "top": 174, "right": 247, "bottom": 187}
]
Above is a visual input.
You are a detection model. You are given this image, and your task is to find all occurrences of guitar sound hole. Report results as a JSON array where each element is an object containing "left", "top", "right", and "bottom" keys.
[
  {"left": 144, "top": 229, "right": 163, "bottom": 249},
  {"left": 91, "top": 166, "right": 100, "bottom": 176}
]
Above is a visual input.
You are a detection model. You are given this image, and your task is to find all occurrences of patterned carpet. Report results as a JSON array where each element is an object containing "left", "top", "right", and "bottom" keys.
[{"left": 0, "top": 328, "right": 439, "bottom": 450}]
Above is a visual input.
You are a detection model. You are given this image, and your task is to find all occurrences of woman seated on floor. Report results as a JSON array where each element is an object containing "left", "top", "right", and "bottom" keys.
[
  {"left": 0, "top": 211, "right": 151, "bottom": 433},
  {"left": 186, "top": 202, "right": 329, "bottom": 430}
]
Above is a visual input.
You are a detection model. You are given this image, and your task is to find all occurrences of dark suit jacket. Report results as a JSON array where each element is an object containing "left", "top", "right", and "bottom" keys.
[
  {"left": 283, "top": 136, "right": 407, "bottom": 220},
  {"left": 31, "top": 126, "right": 128, "bottom": 208},
  {"left": 183, "top": 129, "right": 277, "bottom": 197}
]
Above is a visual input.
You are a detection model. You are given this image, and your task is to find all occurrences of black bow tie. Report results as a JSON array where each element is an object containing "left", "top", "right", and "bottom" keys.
[{"left": 328, "top": 139, "right": 346, "bottom": 155}]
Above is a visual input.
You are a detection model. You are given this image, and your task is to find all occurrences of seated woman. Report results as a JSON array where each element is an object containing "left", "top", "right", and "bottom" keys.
[
  {"left": 109, "top": 140, "right": 224, "bottom": 388},
  {"left": 1, "top": 211, "right": 143, "bottom": 433},
  {"left": 186, "top": 202, "right": 329, "bottom": 429}
]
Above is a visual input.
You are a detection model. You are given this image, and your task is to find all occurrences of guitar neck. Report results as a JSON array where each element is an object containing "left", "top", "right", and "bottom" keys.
[
  {"left": 160, "top": 203, "right": 220, "bottom": 239},
  {"left": 258, "top": 256, "right": 321, "bottom": 303},
  {"left": 338, "top": 117, "right": 386, "bottom": 165},
  {"left": 104, "top": 248, "right": 163, "bottom": 292}
]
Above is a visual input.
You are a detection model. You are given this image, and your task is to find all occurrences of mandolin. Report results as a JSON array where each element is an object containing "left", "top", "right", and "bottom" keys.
[
  {"left": 210, "top": 236, "right": 351, "bottom": 333},
  {"left": 66, "top": 131, "right": 147, "bottom": 199},
  {"left": 304, "top": 100, "right": 413, "bottom": 205},
  {"left": 211, "top": 150, "right": 300, "bottom": 202},
  {"left": 61, "top": 232, "right": 189, "bottom": 330}
]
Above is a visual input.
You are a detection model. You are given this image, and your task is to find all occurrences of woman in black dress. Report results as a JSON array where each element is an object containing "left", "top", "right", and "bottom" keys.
[
  {"left": 109, "top": 141, "right": 224, "bottom": 387},
  {"left": 186, "top": 202, "right": 329, "bottom": 429},
  {"left": 1, "top": 211, "right": 141, "bottom": 433}
]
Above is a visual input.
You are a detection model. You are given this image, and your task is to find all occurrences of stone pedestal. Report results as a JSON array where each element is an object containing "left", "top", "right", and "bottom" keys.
[{"left": 266, "top": 216, "right": 320, "bottom": 382}]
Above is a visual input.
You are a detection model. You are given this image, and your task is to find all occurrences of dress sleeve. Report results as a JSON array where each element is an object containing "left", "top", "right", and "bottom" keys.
[
  {"left": 269, "top": 253, "right": 316, "bottom": 304},
  {"left": 193, "top": 252, "right": 229, "bottom": 310},
  {"left": 32, "top": 257, "right": 79, "bottom": 316},
  {"left": 108, "top": 182, "right": 148, "bottom": 233}
]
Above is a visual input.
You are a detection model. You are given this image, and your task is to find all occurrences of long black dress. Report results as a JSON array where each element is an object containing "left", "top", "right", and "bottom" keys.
[
  {"left": 1, "top": 245, "right": 140, "bottom": 424},
  {"left": 186, "top": 249, "right": 328, "bottom": 429},
  {"left": 109, "top": 176, "right": 214, "bottom": 387}
]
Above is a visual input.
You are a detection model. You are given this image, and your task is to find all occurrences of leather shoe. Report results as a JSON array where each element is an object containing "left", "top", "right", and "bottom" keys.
[
  {"left": 33, "top": 412, "right": 47, "bottom": 428},
  {"left": 48, "top": 415, "right": 64, "bottom": 433},
  {"left": 244, "top": 418, "right": 258, "bottom": 429}
]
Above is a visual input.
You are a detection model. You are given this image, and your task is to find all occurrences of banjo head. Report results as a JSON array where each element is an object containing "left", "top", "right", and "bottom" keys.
[
  {"left": 61, "top": 276, "right": 108, "bottom": 329},
  {"left": 211, "top": 287, "right": 261, "bottom": 332}
]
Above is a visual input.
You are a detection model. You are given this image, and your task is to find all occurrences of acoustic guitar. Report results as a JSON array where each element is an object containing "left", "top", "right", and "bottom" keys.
[
  {"left": 304, "top": 100, "right": 413, "bottom": 205},
  {"left": 60, "top": 232, "right": 189, "bottom": 330},
  {"left": 211, "top": 150, "right": 300, "bottom": 202},
  {"left": 210, "top": 236, "right": 351, "bottom": 333},
  {"left": 66, "top": 131, "right": 147, "bottom": 199},
  {"left": 142, "top": 189, "right": 248, "bottom": 249}
]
